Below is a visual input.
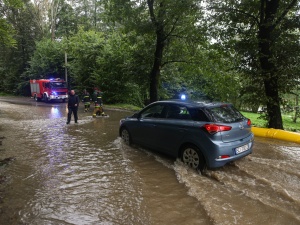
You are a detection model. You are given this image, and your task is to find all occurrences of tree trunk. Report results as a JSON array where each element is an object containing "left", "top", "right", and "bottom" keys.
[
  {"left": 263, "top": 77, "right": 283, "bottom": 129},
  {"left": 258, "top": 0, "right": 283, "bottom": 129},
  {"left": 147, "top": 0, "right": 166, "bottom": 103},
  {"left": 51, "top": 0, "right": 60, "bottom": 41},
  {"left": 293, "top": 94, "right": 298, "bottom": 123},
  {"left": 149, "top": 36, "right": 164, "bottom": 103}
]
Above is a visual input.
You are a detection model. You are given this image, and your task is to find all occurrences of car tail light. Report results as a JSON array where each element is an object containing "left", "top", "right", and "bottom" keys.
[
  {"left": 203, "top": 124, "right": 232, "bottom": 134},
  {"left": 218, "top": 155, "right": 230, "bottom": 159},
  {"left": 247, "top": 119, "right": 251, "bottom": 126}
]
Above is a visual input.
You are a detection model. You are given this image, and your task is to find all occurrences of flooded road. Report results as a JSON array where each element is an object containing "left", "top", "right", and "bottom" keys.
[{"left": 0, "top": 98, "right": 299, "bottom": 225}]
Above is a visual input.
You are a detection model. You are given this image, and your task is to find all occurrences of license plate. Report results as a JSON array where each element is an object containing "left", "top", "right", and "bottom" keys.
[{"left": 235, "top": 144, "right": 249, "bottom": 154}]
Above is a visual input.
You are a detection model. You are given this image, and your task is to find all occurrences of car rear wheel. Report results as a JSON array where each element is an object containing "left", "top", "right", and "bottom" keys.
[
  {"left": 121, "top": 128, "right": 131, "bottom": 145},
  {"left": 181, "top": 145, "right": 206, "bottom": 172}
]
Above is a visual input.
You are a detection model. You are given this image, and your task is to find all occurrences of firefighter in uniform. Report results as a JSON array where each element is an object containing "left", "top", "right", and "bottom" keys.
[
  {"left": 82, "top": 90, "right": 91, "bottom": 112},
  {"left": 92, "top": 89, "right": 98, "bottom": 106},
  {"left": 92, "top": 92, "right": 106, "bottom": 117}
]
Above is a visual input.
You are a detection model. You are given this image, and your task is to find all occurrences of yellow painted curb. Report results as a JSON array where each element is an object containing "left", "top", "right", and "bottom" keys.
[{"left": 252, "top": 127, "right": 300, "bottom": 144}]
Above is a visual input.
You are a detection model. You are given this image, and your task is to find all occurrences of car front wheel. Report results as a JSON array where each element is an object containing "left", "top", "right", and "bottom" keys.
[
  {"left": 181, "top": 145, "right": 206, "bottom": 172},
  {"left": 121, "top": 128, "right": 131, "bottom": 145}
]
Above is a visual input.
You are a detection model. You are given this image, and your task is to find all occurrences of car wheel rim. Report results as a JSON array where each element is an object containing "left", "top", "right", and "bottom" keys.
[
  {"left": 121, "top": 129, "right": 130, "bottom": 145},
  {"left": 182, "top": 148, "right": 200, "bottom": 169}
]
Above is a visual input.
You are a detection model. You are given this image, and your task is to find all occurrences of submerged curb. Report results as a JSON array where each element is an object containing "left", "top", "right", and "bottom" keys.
[{"left": 252, "top": 127, "right": 300, "bottom": 144}]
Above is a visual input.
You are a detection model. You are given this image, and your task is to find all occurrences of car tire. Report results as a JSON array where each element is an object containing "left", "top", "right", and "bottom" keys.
[
  {"left": 181, "top": 145, "right": 206, "bottom": 172},
  {"left": 121, "top": 127, "right": 132, "bottom": 145}
]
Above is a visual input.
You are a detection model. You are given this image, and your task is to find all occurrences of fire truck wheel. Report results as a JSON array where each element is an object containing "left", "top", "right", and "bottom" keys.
[
  {"left": 44, "top": 94, "right": 49, "bottom": 103},
  {"left": 34, "top": 94, "right": 40, "bottom": 102}
]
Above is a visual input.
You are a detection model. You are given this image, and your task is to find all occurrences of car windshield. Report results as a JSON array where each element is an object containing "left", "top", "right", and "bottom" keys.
[
  {"left": 207, "top": 105, "right": 245, "bottom": 123},
  {"left": 50, "top": 82, "right": 67, "bottom": 88}
]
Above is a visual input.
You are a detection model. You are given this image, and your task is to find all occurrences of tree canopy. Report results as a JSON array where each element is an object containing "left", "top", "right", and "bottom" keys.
[
  {"left": 0, "top": 0, "right": 299, "bottom": 129},
  {"left": 0, "top": 0, "right": 23, "bottom": 47},
  {"left": 206, "top": 0, "right": 300, "bottom": 128}
]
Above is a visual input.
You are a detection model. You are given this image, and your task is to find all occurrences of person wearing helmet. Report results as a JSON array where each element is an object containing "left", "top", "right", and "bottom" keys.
[
  {"left": 92, "top": 92, "right": 105, "bottom": 117},
  {"left": 82, "top": 90, "right": 91, "bottom": 112}
]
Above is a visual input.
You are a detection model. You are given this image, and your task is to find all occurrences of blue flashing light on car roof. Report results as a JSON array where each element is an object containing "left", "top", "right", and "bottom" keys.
[{"left": 180, "top": 94, "right": 186, "bottom": 100}]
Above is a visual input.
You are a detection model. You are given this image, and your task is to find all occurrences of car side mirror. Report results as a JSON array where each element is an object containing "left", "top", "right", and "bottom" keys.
[{"left": 132, "top": 113, "right": 139, "bottom": 118}]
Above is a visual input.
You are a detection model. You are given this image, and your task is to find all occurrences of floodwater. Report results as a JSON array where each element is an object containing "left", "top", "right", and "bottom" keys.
[{"left": 0, "top": 99, "right": 299, "bottom": 225}]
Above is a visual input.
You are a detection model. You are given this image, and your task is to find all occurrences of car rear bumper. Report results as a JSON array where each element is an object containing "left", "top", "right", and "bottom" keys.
[
  {"left": 204, "top": 133, "right": 254, "bottom": 169},
  {"left": 212, "top": 147, "right": 253, "bottom": 168}
]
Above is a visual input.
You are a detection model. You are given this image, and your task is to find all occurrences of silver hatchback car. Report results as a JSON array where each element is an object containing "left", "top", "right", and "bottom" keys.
[{"left": 119, "top": 100, "right": 254, "bottom": 171}]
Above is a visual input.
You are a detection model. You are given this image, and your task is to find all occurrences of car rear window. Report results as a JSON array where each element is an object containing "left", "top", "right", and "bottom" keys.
[{"left": 207, "top": 105, "right": 245, "bottom": 123}]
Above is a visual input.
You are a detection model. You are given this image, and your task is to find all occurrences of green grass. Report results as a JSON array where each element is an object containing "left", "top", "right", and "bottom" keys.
[
  {"left": 241, "top": 111, "right": 300, "bottom": 132},
  {"left": 0, "top": 92, "right": 11, "bottom": 96},
  {"left": 106, "top": 103, "right": 141, "bottom": 112}
]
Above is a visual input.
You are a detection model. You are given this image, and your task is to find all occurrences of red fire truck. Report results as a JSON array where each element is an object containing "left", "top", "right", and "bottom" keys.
[{"left": 30, "top": 78, "right": 68, "bottom": 102}]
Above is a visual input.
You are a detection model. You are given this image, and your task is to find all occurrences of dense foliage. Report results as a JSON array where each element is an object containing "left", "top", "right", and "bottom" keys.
[
  {"left": 0, "top": 0, "right": 299, "bottom": 128},
  {"left": 206, "top": 0, "right": 300, "bottom": 129}
]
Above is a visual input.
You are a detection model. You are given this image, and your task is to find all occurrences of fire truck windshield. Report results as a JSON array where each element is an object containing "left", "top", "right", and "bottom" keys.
[{"left": 50, "top": 82, "right": 67, "bottom": 88}]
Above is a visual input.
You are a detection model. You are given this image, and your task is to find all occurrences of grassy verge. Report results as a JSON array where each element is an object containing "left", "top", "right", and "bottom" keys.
[
  {"left": 106, "top": 103, "right": 141, "bottom": 112},
  {"left": 241, "top": 111, "right": 300, "bottom": 132},
  {"left": 0, "top": 92, "right": 12, "bottom": 96}
]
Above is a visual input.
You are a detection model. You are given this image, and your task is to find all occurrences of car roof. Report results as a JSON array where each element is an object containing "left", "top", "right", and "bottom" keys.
[{"left": 152, "top": 99, "right": 233, "bottom": 109}]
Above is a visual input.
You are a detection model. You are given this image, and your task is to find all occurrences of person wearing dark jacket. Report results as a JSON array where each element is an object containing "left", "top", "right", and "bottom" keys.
[{"left": 67, "top": 90, "right": 79, "bottom": 124}]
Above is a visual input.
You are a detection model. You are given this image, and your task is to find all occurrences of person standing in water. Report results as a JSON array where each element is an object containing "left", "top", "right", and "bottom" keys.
[
  {"left": 82, "top": 90, "right": 91, "bottom": 112},
  {"left": 67, "top": 90, "right": 79, "bottom": 124}
]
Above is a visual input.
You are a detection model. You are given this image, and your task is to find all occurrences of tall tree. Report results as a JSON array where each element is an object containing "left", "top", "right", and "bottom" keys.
[
  {"left": 67, "top": 29, "right": 104, "bottom": 89},
  {"left": 25, "top": 38, "right": 65, "bottom": 79},
  {"left": 71, "top": 0, "right": 104, "bottom": 31},
  {"left": 0, "top": 0, "right": 23, "bottom": 47},
  {"left": 0, "top": 0, "right": 44, "bottom": 94},
  {"left": 50, "top": 0, "right": 60, "bottom": 40},
  {"left": 257, "top": 0, "right": 298, "bottom": 129},
  {"left": 207, "top": 0, "right": 300, "bottom": 129},
  {"left": 103, "top": 0, "right": 204, "bottom": 102},
  {"left": 147, "top": 0, "right": 203, "bottom": 102},
  {"left": 56, "top": 0, "right": 78, "bottom": 37}
]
